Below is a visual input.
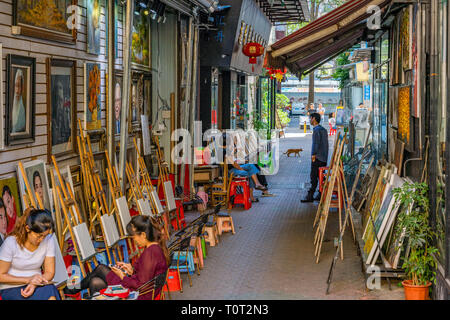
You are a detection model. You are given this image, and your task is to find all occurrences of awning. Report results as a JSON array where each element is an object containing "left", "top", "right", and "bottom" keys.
[
  {"left": 255, "top": 0, "right": 310, "bottom": 23},
  {"left": 267, "top": 0, "right": 392, "bottom": 76}
]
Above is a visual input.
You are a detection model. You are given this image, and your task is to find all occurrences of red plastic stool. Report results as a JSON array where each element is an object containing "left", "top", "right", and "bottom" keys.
[
  {"left": 229, "top": 178, "right": 251, "bottom": 210},
  {"left": 164, "top": 269, "right": 182, "bottom": 292}
]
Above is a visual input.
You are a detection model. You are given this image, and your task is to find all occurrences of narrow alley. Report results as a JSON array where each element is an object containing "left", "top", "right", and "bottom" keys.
[{"left": 173, "top": 118, "right": 404, "bottom": 300}]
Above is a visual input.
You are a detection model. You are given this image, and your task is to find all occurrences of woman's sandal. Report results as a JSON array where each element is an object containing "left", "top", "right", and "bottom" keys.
[{"left": 255, "top": 185, "right": 267, "bottom": 191}]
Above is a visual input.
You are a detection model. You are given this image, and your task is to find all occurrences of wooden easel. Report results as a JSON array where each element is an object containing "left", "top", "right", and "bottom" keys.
[
  {"left": 326, "top": 125, "right": 373, "bottom": 294},
  {"left": 152, "top": 135, "right": 181, "bottom": 234},
  {"left": 76, "top": 120, "right": 124, "bottom": 265},
  {"left": 313, "top": 133, "right": 355, "bottom": 263}
]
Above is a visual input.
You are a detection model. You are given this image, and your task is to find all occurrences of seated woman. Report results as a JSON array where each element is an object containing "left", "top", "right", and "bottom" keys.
[
  {"left": 0, "top": 208, "right": 60, "bottom": 300},
  {"left": 64, "top": 215, "right": 170, "bottom": 300}
]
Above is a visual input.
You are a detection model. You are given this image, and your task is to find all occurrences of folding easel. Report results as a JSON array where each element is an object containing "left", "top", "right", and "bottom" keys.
[
  {"left": 76, "top": 120, "right": 123, "bottom": 265},
  {"left": 152, "top": 136, "right": 181, "bottom": 233},
  {"left": 313, "top": 134, "right": 350, "bottom": 264}
]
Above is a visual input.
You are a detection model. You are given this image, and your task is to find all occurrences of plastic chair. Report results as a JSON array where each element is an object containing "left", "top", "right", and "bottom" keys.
[
  {"left": 229, "top": 177, "right": 251, "bottom": 210},
  {"left": 215, "top": 211, "right": 235, "bottom": 235}
]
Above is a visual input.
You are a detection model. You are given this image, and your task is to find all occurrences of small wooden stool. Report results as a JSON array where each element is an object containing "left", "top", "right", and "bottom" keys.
[
  {"left": 216, "top": 213, "right": 235, "bottom": 235},
  {"left": 203, "top": 222, "right": 219, "bottom": 247},
  {"left": 189, "top": 235, "right": 204, "bottom": 270}
]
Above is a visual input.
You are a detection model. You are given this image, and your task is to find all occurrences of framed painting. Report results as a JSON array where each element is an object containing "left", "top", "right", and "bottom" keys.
[
  {"left": 397, "top": 85, "right": 413, "bottom": 151},
  {"left": 47, "top": 59, "right": 77, "bottom": 162},
  {"left": 12, "top": 0, "right": 77, "bottom": 43},
  {"left": 129, "top": 72, "right": 144, "bottom": 133},
  {"left": 17, "top": 160, "right": 53, "bottom": 214},
  {"left": 87, "top": 0, "right": 101, "bottom": 55},
  {"left": 131, "top": 7, "right": 150, "bottom": 69},
  {"left": 6, "top": 54, "right": 35, "bottom": 146},
  {"left": 0, "top": 176, "right": 23, "bottom": 236},
  {"left": 84, "top": 63, "right": 102, "bottom": 131},
  {"left": 93, "top": 152, "right": 107, "bottom": 184},
  {"left": 0, "top": 44, "right": 3, "bottom": 150},
  {"left": 113, "top": 72, "right": 123, "bottom": 137}
]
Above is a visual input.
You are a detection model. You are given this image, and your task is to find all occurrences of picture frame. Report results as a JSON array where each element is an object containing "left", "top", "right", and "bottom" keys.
[
  {"left": 84, "top": 63, "right": 102, "bottom": 131},
  {"left": 93, "top": 152, "right": 107, "bottom": 184},
  {"left": 397, "top": 85, "right": 413, "bottom": 152},
  {"left": 129, "top": 72, "right": 145, "bottom": 133},
  {"left": 47, "top": 59, "right": 77, "bottom": 162},
  {"left": 131, "top": 6, "right": 151, "bottom": 70},
  {"left": 6, "top": 54, "right": 35, "bottom": 146},
  {"left": 0, "top": 44, "right": 3, "bottom": 150},
  {"left": 112, "top": 72, "right": 123, "bottom": 138},
  {"left": 12, "top": 0, "right": 77, "bottom": 44},
  {"left": 17, "top": 160, "right": 53, "bottom": 214},
  {"left": 87, "top": 0, "right": 101, "bottom": 55},
  {"left": 0, "top": 176, "right": 23, "bottom": 236}
]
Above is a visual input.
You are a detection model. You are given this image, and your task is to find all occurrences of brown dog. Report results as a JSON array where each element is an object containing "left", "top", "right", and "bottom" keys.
[{"left": 283, "top": 148, "right": 303, "bottom": 157}]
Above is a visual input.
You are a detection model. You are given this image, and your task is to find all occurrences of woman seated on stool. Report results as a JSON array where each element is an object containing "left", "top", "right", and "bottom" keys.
[
  {"left": 0, "top": 208, "right": 60, "bottom": 300},
  {"left": 64, "top": 215, "right": 170, "bottom": 300}
]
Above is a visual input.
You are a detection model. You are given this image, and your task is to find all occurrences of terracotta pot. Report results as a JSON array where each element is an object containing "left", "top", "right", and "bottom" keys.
[{"left": 402, "top": 280, "right": 432, "bottom": 300}]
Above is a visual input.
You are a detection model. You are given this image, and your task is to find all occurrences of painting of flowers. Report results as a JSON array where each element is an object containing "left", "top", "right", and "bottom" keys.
[
  {"left": 13, "top": 0, "right": 76, "bottom": 43},
  {"left": 84, "top": 63, "right": 102, "bottom": 131},
  {"left": 131, "top": 8, "right": 150, "bottom": 68}
]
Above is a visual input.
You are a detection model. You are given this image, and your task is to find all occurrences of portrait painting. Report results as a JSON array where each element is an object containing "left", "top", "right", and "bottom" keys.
[
  {"left": 87, "top": 0, "right": 101, "bottom": 55},
  {"left": 114, "top": 73, "right": 123, "bottom": 136},
  {"left": 47, "top": 59, "right": 76, "bottom": 161},
  {"left": 13, "top": 0, "right": 77, "bottom": 43},
  {"left": 17, "top": 160, "right": 53, "bottom": 214},
  {"left": 84, "top": 63, "right": 102, "bottom": 131},
  {"left": 6, "top": 54, "right": 35, "bottom": 146},
  {"left": 0, "top": 177, "right": 22, "bottom": 236},
  {"left": 131, "top": 7, "right": 150, "bottom": 68},
  {"left": 0, "top": 44, "right": 3, "bottom": 150}
]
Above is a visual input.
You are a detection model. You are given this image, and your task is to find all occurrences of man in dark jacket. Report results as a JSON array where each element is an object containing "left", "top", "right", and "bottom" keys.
[{"left": 301, "top": 112, "right": 329, "bottom": 202}]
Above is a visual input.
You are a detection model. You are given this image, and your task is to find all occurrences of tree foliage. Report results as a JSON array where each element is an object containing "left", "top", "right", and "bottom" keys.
[{"left": 331, "top": 52, "right": 350, "bottom": 89}]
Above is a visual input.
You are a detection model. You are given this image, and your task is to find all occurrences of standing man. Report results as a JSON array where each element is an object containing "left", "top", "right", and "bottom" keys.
[
  {"left": 317, "top": 103, "right": 325, "bottom": 122},
  {"left": 301, "top": 112, "right": 329, "bottom": 203}
]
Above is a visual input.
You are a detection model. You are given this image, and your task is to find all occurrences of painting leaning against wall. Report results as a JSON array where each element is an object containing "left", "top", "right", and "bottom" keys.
[{"left": 0, "top": 177, "right": 23, "bottom": 236}]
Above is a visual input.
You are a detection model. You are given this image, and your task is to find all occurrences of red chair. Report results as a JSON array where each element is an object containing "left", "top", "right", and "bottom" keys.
[{"left": 229, "top": 177, "right": 251, "bottom": 210}]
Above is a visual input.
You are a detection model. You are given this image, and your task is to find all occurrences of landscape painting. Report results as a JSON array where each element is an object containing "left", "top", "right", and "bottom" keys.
[
  {"left": 131, "top": 8, "right": 150, "bottom": 68},
  {"left": 14, "top": 0, "right": 76, "bottom": 43}
]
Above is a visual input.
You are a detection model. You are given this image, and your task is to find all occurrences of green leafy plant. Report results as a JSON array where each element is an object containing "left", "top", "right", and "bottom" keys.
[
  {"left": 331, "top": 52, "right": 350, "bottom": 89},
  {"left": 392, "top": 182, "right": 439, "bottom": 286}
]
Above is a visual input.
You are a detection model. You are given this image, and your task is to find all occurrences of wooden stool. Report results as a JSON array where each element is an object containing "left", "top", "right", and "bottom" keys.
[
  {"left": 216, "top": 213, "right": 235, "bottom": 235},
  {"left": 203, "top": 222, "right": 219, "bottom": 247},
  {"left": 189, "top": 236, "right": 204, "bottom": 270}
]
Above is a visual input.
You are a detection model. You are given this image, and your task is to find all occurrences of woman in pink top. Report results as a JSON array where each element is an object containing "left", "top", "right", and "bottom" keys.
[{"left": 64, "top": 216, "right": 170, "bottom": 300}]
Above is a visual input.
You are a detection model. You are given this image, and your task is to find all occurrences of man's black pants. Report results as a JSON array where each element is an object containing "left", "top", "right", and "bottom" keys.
[{"left": 308, "top": 159, "right": 327, "bottom": 198}]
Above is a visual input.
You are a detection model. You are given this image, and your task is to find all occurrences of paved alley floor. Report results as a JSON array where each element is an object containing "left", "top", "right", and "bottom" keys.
[{"left": 171, "top": 117, "right": 404, "bottom": 300}]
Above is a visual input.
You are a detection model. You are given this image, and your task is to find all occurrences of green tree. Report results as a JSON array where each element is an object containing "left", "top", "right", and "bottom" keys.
[{"left": 331, "top": 52, "right": 351, "bottom": 89}]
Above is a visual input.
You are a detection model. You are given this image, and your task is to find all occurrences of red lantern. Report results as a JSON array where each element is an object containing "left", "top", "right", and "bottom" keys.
[{"left": 242, "top": 42, "right": 264, "bottom": 72}]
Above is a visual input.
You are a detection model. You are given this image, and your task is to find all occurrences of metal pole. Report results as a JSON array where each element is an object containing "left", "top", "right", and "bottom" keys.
[
  {"left": 118, "top": 0, "right": 134, "bottom": 191},
  {"left": 107, "top": 0, "right": 115, "bottom": 203},
  {"left": 190, "top": 24, "right": 199, "bottom": 193}
]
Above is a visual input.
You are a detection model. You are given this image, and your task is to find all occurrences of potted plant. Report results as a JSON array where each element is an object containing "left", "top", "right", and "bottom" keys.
[{"left": 392, "top": 182, "right": 439, "bottom": 300}]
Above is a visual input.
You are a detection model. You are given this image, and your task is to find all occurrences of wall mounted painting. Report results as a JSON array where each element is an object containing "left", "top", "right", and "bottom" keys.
[
  {"left": 131, "top": 7, "right": 150, "bottom": 69},
  {"left": 13, "top": 0, "right": 77, "bottom": 43},
  {"left": 400, "top": 6, "right": 413, "bottom": 72},
  {"left": 129, "top": 72, "right": 144, "bottom": 132},
  {"left": 113, "top": 73, "right": 123, "bottom": 136},
  {"left": 0, "top": 44, "right": 3, "bottom": 150},
  {"left": 6, "top": 55, "right": 35, "bottom": 146},
  {"left": 397, "top": 85, "right": 413, "bottom": 151},
  {"left": 87, "top": 0, "right": 101, "bottom": 55},
  {"left": 17, "top": 160, "right": 53, "bottom": 214},
  {"left": 0, "top": 177, "right": 22, "bottom": 236},
  {"left": 47, "top": 59, "right": 76, "bottom": 162},
  {"left": 84, "top": 63, "right": 102, "bottom": 131}
]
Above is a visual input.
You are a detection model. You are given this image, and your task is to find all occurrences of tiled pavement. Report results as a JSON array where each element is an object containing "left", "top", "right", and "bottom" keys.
[{"left": 171, "top": 117, "right": 404, "bottom": 300}]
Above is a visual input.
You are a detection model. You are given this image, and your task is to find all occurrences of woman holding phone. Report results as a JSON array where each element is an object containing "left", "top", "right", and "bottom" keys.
[
  {"left": 63, "top": 215, "right": 170, "bottom": 300},
  {"left": 0, "top": 208, "right": 60, "bottom": 300}
]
